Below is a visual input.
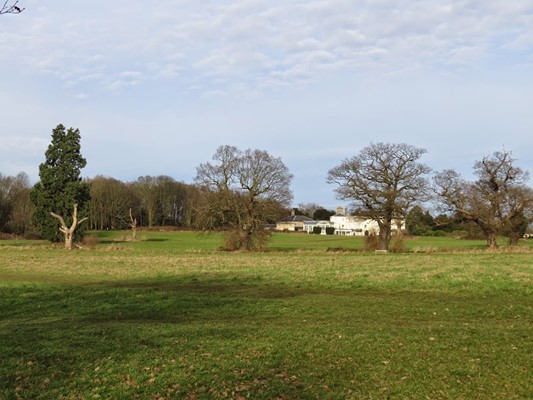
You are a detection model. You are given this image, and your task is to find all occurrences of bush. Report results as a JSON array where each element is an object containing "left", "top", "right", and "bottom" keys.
[
  {"left": 221, "top": 229, "right": 271, "bottom": 251},
  {"left": 390, "top": 235, "right": 406, "bottom": 253},
  {"left": 325, "top": 227, "right": 335, "bottom": 235},
  {"left": 364, "top": 234, "right": 379, "bottom": 252},
  {"left": 313, "top": 226, "right": 322, "bottom": 235},
  {"left": 82, "top": 234, "right": 100, "bottom": 249},
  {"left": 23, "top": 231, "right": 42, "bottom": 240}
]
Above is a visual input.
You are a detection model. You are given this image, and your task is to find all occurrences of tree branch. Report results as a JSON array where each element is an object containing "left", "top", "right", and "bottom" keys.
[{"left": 0, "top": 1, "right": 24, "bottom": 14}]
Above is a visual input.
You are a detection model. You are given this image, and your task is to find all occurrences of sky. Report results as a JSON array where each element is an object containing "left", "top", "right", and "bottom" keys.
[{"left": 1, "top": 0, "right": 533, "bottom": 210}]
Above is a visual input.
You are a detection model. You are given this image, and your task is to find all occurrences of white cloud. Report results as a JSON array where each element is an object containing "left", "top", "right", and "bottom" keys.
[
  {"left": 1, "top": 0, "right": 533, "bottom": 206},
  {"left": 2, "top": 0, "right": 531, "bottom": 97}
]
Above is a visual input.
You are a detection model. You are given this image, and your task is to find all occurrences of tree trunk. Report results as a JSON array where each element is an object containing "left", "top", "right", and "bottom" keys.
[
  {"left": 486, "top": 231, "right": 498, "bottom": 249},
  {"left": 508, "top": 231, "right": 521, "bottom": 246},
  {"left": 64, "top": 231, "right": 73, "bottom": 250},
  {"left": 378, "top": 225, "right": 391, "bottom": 251},
  {"left": 244, "top": 229, "right": 254, "bottom": 251},
  {"left": 129, "top": 208, "right": 137, "bottom": 240},
  {"left": 50, "top": 204, "right": 88, "bottom": 250}
]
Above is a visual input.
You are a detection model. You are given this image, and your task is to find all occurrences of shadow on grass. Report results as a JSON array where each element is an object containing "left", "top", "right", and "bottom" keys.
[{"left": 1, "top": 277, "right": 531, "bottom": 399}]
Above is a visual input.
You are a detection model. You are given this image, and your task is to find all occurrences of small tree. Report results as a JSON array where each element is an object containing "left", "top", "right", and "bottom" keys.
[
  {"left": 129, "top": 208, "right": 138, "bottom": 240},
  {"left": 31, "top": 124, "right": 90, "bottom": 243},
  {"left": 327, "top": 142, "right": 431, "bottom": 250}
]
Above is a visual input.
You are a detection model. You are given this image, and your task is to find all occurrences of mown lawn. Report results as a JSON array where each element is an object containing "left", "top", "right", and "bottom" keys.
[{"left": 0, "top": 232, "right": 531, "bottom": 399}]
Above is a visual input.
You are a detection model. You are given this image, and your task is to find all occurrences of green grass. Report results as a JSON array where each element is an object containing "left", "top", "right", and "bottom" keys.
[{"left": 0, "top": 232, "right": 532, "bottom": 399}]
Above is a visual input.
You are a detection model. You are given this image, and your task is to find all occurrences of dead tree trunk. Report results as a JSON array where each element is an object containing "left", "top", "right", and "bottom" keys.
[
  {"left": 129, "top": 208, "right": 137, "bottom": 240},
  {"left": 50, "top": 204, "right": 88, "bottom": 250}
]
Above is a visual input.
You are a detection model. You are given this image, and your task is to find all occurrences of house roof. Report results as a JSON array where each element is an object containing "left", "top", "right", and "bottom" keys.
[{"left": 281, "top": 215, "right": 315, "bottom": 223}]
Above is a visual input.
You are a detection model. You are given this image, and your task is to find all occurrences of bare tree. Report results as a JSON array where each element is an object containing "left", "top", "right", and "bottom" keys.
[
  {"left": 297, "top": 202, "right": 322, "bottom": 218},
  {"left": 50, "top": 204, "right": 88, "bottom": 250},
  {"left": 195, "top": 145, "right": 293, "bottom": 251},
  {"left": 88, "top": 176, "right": 135, "bottom": 230},
  {"left": 327, "top": 142, "right": 431, "bottom": 250},
  {"left": 129, "top": 208, "right": 137, "bottom": 240},
  {"left": 0, "top": 1, "right": 24, "bottom": 14},
  {"left": 0, "top": 172, "right": 33, "bottom": 235},
  {"left": 433, "top": 149, "right": 531, "bottom": 248},
  {"left": 502, "top": 186, "right": 533, "bottom": 245}
]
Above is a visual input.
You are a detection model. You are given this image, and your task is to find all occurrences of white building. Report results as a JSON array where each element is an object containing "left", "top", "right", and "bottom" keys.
[{"left": 329, "top": 207, "right": 404, "bottom": 236}]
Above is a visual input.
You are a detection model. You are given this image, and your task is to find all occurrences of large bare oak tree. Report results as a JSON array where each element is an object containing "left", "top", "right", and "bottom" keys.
[
  {"left": 433, "top": 149, "right": 532, "bottom": 248},
  {"left": 195, "top": 145, "right": 293, "bottom": 251},
  {"left": 327, "top": 142, "right": 431, "bottom": 250}
]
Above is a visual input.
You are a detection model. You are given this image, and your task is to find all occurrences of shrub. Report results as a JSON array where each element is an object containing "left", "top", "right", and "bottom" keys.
[
  {"left": 390, "top": 235, "right": 406, "bottom": 253},
  {"left": 82, "top": 234, "right": 100, "bottom": 249},
  {"left": 221, "top": 229, "right": 271, "bottom": 251},
  {"left": 363, "top": 234, "right": 379, "bottom": 252},
  {"left": 313, "top": 226, "right": 322, "bottom": 235},
  {"left": 325, "top": 227, "right": 335, "bottom": 235}
]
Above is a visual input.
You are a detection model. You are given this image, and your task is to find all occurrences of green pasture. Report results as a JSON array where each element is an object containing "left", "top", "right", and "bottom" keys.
[
  {"left": 0, "top": 232, "right": 532, "bottom": 399},
  {"left": 91, "top": 230, "right": 532, "bottom": 252}
]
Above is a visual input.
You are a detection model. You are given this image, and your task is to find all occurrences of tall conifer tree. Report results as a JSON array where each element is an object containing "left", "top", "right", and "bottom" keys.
[{"left": 30, "top": 124, "right": 90, "bottom": 242}]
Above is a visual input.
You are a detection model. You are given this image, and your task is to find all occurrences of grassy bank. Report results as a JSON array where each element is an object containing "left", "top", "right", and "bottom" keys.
[{"left": 0, "top": 232, "right": 531, "bottom": 399}]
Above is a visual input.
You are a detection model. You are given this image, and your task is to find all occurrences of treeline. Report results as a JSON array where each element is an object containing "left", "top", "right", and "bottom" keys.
[
  {"left": 2, "top": 130, "right": 533, "bottom": 251},
  {"left": 0, "top": 173, "right": 203, "bottom": 236},
  {"left": 87, "top": 175, "right": 202, "bottom": 230},
  {"left": 2, "top": 169, "right": 527, "bottom": 241},
  {"left": 0, "top": 172, "right": 33, "bottom": 236}
]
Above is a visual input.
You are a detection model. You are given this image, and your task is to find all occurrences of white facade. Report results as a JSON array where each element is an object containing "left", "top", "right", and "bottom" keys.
[
  {"left": 329, "top": 214, "right": 379, "bottom": 236},
  {"left": 328, "top": 208, "right": 404, "bottom": 236}
]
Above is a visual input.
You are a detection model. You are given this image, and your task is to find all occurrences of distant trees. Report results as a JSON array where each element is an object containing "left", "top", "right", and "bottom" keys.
[
  {"left": 30, "top": 124, "right": 91, "bottom": 243},
  {"left": 87, "top": 175, "right": 199, "bottom": 230},
  {"left": 327, "top": 142, "right": 431, "bottom": 250},
  {"left": 0, "top": 172, "right": 33, "bottom": 235},
  {"left": 195, "top": 145, "right": 293, "bottom": 250},
  {"left": 405, "top": 205, "right": 435, "bottom": 236},
  {"left": 4, "top": 129, "right": 533, "bottom": 251},
  {"left": 313, "top": 208, "right": 336, "bottom": 221},
  {"left": 433, "top": 149, "right": 533, "bottom": 248},
  {"left": 133, "top": 175, "right": 192, "bottom": 227},
  {"left": 88, "top": 176, "right": 135, "bottom": 230}
]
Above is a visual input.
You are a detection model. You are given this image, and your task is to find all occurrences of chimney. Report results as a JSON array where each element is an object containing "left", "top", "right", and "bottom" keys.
[{"left": 336, "top": 206, "right": 343, "bottom": 215}]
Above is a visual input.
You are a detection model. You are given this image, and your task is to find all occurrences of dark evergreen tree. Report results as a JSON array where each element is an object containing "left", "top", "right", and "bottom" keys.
[
  {"left": 30, "top": 124, "right": 90, "bottom": 242},
  {"left": 406, "top": 205, "right": 434, "bottom": 235},
  {"left": 313, "top": 208, "right": 335, "bottom": 221}
]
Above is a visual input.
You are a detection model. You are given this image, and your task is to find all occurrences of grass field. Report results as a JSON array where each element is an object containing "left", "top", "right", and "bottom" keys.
[{"left": 1, "top": 232, "right": 532, "bottom": 399}]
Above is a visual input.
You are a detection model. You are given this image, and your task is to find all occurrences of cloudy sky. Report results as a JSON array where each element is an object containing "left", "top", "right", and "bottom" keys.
[{"left": 1, "top": 0, "right": 532, "bottom": 209}]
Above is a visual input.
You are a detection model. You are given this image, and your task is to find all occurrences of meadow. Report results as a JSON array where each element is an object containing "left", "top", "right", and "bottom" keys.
[{"left": 0, "top": 231, "right": 532, "bottom": 399}]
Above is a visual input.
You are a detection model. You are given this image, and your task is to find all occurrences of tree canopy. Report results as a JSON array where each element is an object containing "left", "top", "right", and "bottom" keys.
[
  {"left": 433, "top": 149, "right": 533, "bottom": 248},
  {"left": 195, "top": 145, "right": 293, "bottom": 250},
  {"left": 327, "top": 142, "right": 431, "bottom": 250}
]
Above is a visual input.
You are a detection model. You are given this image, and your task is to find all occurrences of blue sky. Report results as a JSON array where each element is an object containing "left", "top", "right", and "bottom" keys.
[{"left": 1, "top": 0, "right": 533, "bottom": 210}]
